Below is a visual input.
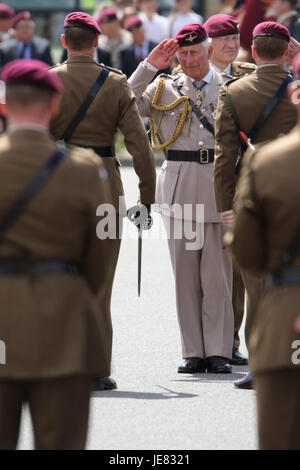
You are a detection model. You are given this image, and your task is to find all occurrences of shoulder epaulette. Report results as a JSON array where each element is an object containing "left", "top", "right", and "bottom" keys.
[
  {"left": 101, "top": 64, "right": 124, "bottom": 75},
  {"left": 236, "top": 61, "right": 257, "bottom": 71},
  {"left": 158, "top": 72, "right": 173, "bottom": 80}
]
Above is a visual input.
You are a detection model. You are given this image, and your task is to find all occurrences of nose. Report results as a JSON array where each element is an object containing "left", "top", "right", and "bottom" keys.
[{"left": 185, "top": 52, "right": 195, "bottom": 65}]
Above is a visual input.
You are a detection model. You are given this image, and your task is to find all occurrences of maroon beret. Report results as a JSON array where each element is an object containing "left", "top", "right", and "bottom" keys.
[
  {"left": 124, "top": 16, "right": 143, "bottom": 32},
  {"left": 176, "top": 23, "right": 207, "bottom": 47},
  {"left": 204, "top": 14, "right": 239, "bottom": 38},
  {"left": 253, "top": 21, "right": 290, "bottom": 42},
  {"left": 0, "top": 4, "right": 14, "bottom": 20},
  {"left": 97, "top": 8, "right": 118, "bottom": 24},
  {"left": 11, "top": 11, "right": 32, "bottom": 29},
  {"left": 64, "top": 12, "right": 101, "bottom": 35},
  {"left": 1, "top": 59, "right": 63, "bottom": 93}
]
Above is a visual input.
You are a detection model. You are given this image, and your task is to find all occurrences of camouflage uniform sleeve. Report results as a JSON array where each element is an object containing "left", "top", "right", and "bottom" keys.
[
  {"left": 224, "top": 152, "right": 266, "bottom": 273},
  {"left": 214, "top": 83, "right": 243, "bottom": 212},
  {"left": 117, "top": 76, "right": 156, "bottom": 205}
]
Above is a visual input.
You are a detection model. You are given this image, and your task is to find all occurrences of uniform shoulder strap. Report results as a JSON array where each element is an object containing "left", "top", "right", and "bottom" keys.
[
  {"left": 62, "top": 67, "right": 110, "bottom": 142},
  {"left": 0, "top": 147, "right": 68, "bottom": 243}
]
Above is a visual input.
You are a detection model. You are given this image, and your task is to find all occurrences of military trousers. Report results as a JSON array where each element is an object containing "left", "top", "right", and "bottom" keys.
[
  {"left": 97, "top": 217, "right": 122, "bottom": 372},
  {"left": 162, "top": 216, "right": 234, "bottom": 359},
  {"left": 232, "top": 260, "right": 245, "bottom": 349},
  {"left": 255, "top": 368, "right": 300, "bottom": 450},
  {"left": 240, "top": 270, "right": 266, "bottom": 350},
  {"left": 0, "top": 375, "right": 92, "bottom": 450}
]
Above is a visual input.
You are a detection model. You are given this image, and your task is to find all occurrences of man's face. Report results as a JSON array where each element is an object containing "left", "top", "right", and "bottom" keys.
[
  {"left": 132, "top": 27, "right": 145, "bottom": 46},
  {"left": 211, "top": 34, "right": 240, "bottom": 66},
  {"left": 177, "top": 43, "right": 211, "bottom": 80},
  {"left": 99, "top": 19, "right": 120, "bottom": 38},
  {"left": 15, "top": 19, "right": 34, "bottom": 42},
  {"left": 139, "top": 0, "right": 158, "bottom": 15},
  {"left": 272, "top": 0, "right": 291, "bottom": 17}
]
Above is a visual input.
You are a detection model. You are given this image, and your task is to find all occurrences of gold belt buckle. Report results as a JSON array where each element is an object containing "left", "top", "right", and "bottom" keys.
[{"left": 200, "top": 149, "right": 209, "bottom": 164}]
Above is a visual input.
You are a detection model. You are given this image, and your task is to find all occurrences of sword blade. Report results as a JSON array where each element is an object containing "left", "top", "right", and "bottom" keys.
[{"left": 138, "top": 229, "right": 142, "bottom": 297}]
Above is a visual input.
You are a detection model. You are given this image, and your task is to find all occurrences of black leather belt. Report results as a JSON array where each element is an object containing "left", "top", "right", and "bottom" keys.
[
  {"left": 0, "top": 259, "right": 81, "bottom": 276},
  {"left": 267, "top": 267, "right": 300, "bottom": 288},
  {"left": 166, "top": 149, "right": 214, "bottom": 164},
  {"left": 79, "top": 145, "right": 115, "bottom": 157}
]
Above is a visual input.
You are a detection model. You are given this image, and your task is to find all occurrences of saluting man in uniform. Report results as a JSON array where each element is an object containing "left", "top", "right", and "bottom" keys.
[
  {"left": 50, "top": 12, "right": 156, "bottom": 391},
  {"left": 204, "top": 13, "right": 256, "bottom": 367},
  {"left": 224, "top": 53, "right": 300, "bottom": 449},
  {"left": 129, "top": 24, "right": 234, "bottom": 374},
  {"left": 0, "top": 59, "right": 113, "bottom": 450},
  {"left": 214, "top": 21, "right": 297, "bottom": 389}
]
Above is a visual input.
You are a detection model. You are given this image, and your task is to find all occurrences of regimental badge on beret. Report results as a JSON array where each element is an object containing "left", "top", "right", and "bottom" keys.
[
  {"left": 64, "top": 11, "right": 102, "bottom": 35},
  {"left": 1, "top": 59, "right": 64, "bottom": 93},
  {"left": 253, "top": 21, "right": 290, "bottom": 42},
  {"left": 204, "top": 14, "right": 239, "bottom": 38},
  {"left": 176, "top": 23, "right": 207, "bottom": 47}
]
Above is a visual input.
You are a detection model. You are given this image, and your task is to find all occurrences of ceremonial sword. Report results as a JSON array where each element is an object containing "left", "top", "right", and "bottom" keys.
[{"left": 127, "top": 204, "right": 153, "bottom": 297}]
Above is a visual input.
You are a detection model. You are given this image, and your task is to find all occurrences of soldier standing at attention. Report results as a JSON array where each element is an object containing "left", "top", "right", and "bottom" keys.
[
  {"left": 204, "top": 14, "right": 256, "bottom": 81},
  {"left": 129, "top": 24, "right": 234, "bottom": 374},
  {"left": 0, "top": 59, "right": 113, "bottom": 450},
  {"left": 50, "top": 12, "right": 156, "bottom": 391},
  {"left": 224, "top": 53, "right": 300, "bottom": 449},
  {"left": 204, "top": 13, "right": 256, "bottom": 367},
  {"left": 214, "top": 22, "right": 297, "bottom": 389}
]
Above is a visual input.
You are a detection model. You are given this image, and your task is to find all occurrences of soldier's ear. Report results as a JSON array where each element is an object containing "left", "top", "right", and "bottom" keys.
[
  {"left": 251, "top": 45, "right": 257, "bottom": 62},
  {"left": 208, "top": 44, "right": 213, "bottom": 60},
  {"left": 61, "top": 34, "right": 66, "bottom": 49},
  {"left": 0, "top": 103, "right": 8, "bottom": 117},
  {"left": 94, "top": 34, "right": 99, "bottom": 48}
]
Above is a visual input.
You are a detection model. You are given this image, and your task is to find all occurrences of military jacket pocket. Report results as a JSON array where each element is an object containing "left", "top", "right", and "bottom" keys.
[{"left": 156, "top": 160, "right": 182, "bottom": 208}]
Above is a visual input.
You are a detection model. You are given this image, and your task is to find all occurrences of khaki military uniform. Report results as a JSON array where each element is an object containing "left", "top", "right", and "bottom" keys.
[
  {"left": 216, "top": 60, "right": 256, "bottom": 350},
  {"left": 226, "top": 126, "right": 300, "bottom": 449},
  {"left": 129, "top": 63, "right": 234, "bottom": 360},
  {"left": 50, "top": 55, "right": 156, "bottom": 367},
  {"left": 0, "top": 128, "right": 113, "bottom": 449},
  {"left": 214, "top": 64, "right": 297, "bottom": 348}
]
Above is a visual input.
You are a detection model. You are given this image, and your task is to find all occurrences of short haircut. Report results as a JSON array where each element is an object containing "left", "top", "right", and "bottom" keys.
[
  {"left": 5, "top": 85, "right": 54, "bottom": 108},
  {"left": 253, "top": 36, "right": 288, "bottom": 60},
  {"left": 64, "top": 26, "right": 97, "bottom": 51}
]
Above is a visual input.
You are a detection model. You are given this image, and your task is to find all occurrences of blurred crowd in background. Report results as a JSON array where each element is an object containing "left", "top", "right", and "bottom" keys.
[{"left": 0, "top": 1, "right": 299, "bottom": 74}]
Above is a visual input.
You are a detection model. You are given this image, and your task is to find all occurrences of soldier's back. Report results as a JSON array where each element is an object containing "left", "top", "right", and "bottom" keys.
[
  {"left": 226, "top": 65, "right": 297, "bottom": 144},
  {"left": 0, "top": 129, "right": 112, "bottom": 380},
  {"left": 50, "top": 56, "right": 125, "bottom": 147}
]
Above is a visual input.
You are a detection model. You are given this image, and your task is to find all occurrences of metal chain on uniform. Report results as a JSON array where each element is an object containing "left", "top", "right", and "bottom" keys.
[{"left": 149, "top": 78, "right": 192, "bottom": 151}]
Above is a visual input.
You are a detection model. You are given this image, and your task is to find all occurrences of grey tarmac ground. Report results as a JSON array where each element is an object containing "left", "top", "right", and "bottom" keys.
[{"left": 17, "top": 166, "right": 257, "bottom": 450}]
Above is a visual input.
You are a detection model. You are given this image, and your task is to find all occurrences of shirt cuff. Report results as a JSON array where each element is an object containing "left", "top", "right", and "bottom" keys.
[{"left": 142, "top": 60, "right": 158, "bottom": 72}]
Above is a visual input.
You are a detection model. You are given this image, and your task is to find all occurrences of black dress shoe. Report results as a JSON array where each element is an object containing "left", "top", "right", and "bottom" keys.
[
  {"left": 234, "top": 372, "right": 254, "bottom": 389},
  {"left": 94, "top": 376, "right": 117, "bottom": 391},
  {"left": 206, "top": 356, "right": 232, "bottom": 374},
  {"left": 178, "top": 357, "right": 206, "bottom": 374},
  {"left": 229, "top": 347, "right": 248, "bottom": 366}
]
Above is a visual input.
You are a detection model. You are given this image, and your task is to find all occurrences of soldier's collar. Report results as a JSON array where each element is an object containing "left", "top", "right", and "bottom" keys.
[
  {"left": 210, "top": 61, "right": 231, "bottom": 76},
  {"left": 66, "top": 54, "right": 96, "bottom": 64}
]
